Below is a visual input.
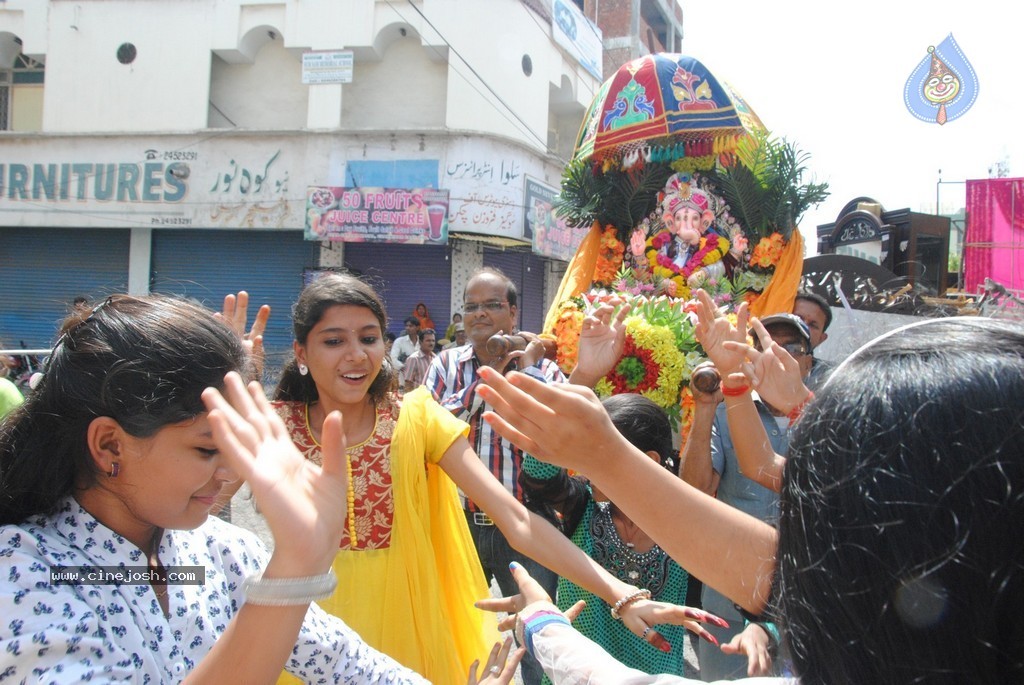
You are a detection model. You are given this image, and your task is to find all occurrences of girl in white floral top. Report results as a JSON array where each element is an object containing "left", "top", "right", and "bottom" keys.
[{"left": 0, "top": 294, "right": 520, "bottom": 684}]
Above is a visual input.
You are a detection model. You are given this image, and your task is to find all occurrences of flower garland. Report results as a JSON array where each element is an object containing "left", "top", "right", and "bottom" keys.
[
  {"left": 594, "top": 226, "right": 626, "bottom": 284},
  {"left": 749, "top": 232, "right": 785, "bottom": 270},
  {"left": 644, "top": 231, "right": 730, "bottom": 295},
  {"left": 552, "top": 306, "right": 584, "bottom": 374},
  {"left": 594, "top": 316, "right": 687, "bottom": 410}
]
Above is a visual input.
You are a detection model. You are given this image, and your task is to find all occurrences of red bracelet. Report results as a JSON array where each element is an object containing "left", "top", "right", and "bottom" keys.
[
  {"left": 787, "top": 391, "right": 815, "bottom": 426},
  {"left": 721, "top": 384, "right": 751, "bottom": 397}
]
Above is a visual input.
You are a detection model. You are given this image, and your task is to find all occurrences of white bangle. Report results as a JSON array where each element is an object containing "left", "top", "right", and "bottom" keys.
[
  {"left": 242, "top": 570, "right": 338, "bottom": 606},
  {"left": 610, "top": 588, "right": 651, "bottom": 620}
]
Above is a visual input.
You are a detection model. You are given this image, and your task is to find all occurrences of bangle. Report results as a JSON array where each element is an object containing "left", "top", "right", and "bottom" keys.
[
  {"left": 242, "top": 570, "right": 337, "bottom": 606},
  {"left": 522, "top": 610, "right": 570, "bottom": 656},
  {"left": 787, "top": 390, "right": 815, "bottom": 426},
  {"left": 610, "top": 588, "right": 651, "bottom": 620},
  {"left": 721, "top": 384, "right": 751, "bottom": 397}
]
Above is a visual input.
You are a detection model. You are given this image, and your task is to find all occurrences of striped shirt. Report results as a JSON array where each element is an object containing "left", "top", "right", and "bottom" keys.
[{"left": 425, "top": 343, "right": 567, "bottom": 509}]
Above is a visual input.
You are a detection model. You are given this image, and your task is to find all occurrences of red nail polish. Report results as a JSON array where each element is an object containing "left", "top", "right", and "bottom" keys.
[{"left": 659, "top": 642, "right": 672, "bottom": 653}]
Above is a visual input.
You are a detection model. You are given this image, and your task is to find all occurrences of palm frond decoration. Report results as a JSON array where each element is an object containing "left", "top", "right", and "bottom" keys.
[
  {"left": 707, "top": 133, "right": 829, "bottom": 243},
  {"left": 554, "top": 161, "right": 675, "bottom": 241}
]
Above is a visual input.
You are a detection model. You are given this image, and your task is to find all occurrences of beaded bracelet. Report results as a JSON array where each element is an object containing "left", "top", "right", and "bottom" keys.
[
  {"left": 787, "top": 390, "right": 815, "bottom": 427},
  {"left": 610, "top": 588, "right": 651, "bottom": 620},
  {"left": 522, "top": 609, "right": 570, "bottom": 657},
  {"left": 242, "top": 570, "right": 338, "bottom": 606}
]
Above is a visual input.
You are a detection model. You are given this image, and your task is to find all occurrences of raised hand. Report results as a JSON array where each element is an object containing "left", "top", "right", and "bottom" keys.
[
  {"left": 720, "top": 622, "right": 774, "bottom": 676},
  {"left": 477, "top": 367, "right": 627, "bottom": 474},
  {"left": 722, "top": 316, "right": 811, "bottom": 414},
  {"left": 617, "top": 598, "right": 729, "bottom": 653},
  {"left": 693, "top": 289, "right": 750, "bottom": 377},
  {"left": 467, "top": 637, "right": 524, "bottom": 685},
  {"left": 218, "top": 291, "right": 271, "bottom": 378},
  {"left": 202, "top": 372, "right": 347, "bottom": 573},
  {"left": 629, "top": 228, "right": 647, "bottom": 257},
  {"left": 570, "top": 299, "right": 630, "bottom": 387}
]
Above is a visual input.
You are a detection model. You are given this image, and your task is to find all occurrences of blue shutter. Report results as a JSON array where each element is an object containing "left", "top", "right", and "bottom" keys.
[
  {"left": 150, "top": 229, "right": 318, "bottom": 376},
  {"left": 0, "top": 227, "right": 130, "bottom": 348},
  {"left": 343, "top": 243, "right": 451, "bottom": 337}
]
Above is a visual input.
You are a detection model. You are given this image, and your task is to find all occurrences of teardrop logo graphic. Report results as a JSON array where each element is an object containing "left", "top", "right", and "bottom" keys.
[{"left": 904, "top": 34, "right": 978, "bottom": 125}]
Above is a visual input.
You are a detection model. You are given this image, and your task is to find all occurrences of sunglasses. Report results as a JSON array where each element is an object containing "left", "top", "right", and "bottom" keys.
[{"left": 754, "top": 341, "right": 809, "bottom": 357}]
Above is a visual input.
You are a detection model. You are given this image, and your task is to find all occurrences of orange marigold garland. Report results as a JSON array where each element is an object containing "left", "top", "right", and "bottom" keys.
[
  {"left": 749, "top": 232, "right": 786, "bottom": 270},
  {"left": 553, "top": 306, "right": 584, "bottom": 374},
  {"left": 594, "top": 226, "right": 626, "bottom": 284}
]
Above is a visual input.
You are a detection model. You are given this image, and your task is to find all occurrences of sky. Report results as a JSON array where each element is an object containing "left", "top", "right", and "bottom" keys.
[{"left": 679, "top": 0, "right": 1023, "bottom": 253}]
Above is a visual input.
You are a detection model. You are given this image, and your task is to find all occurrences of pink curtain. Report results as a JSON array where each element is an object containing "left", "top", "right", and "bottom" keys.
[{"left": 965, "top": 178, "right": 1024, "bottom": 297}]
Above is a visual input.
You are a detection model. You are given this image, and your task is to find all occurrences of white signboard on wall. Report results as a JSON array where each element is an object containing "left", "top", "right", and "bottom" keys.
[
  {"left": 444, "top": 138, "right": 538, "bottom": 240},
  {"left": 302, "top": 50, "right": 354, "bottom": 85}
]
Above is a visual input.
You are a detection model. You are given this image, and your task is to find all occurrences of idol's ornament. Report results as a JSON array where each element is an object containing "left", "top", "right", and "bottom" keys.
[
  {"left": 903, "top": 34, "right": 979, "bottom": 126},
  {"left": 544, "top": 53, "right": 829, "bottom": 433}
]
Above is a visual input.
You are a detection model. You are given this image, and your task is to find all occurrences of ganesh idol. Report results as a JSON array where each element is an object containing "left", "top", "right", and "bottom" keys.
[{"left": 632, "top": 176, "right": 730, "bottom": 298}]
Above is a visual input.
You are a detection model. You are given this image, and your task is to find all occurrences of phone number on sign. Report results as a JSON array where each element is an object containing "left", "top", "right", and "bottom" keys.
[{"left": 150, "top": 217, "right": 193, "bottom": 226}]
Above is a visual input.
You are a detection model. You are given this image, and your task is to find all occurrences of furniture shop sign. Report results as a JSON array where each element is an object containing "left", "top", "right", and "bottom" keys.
[{"left": 305, "top": 186, "right": 449, "bottom": 244}]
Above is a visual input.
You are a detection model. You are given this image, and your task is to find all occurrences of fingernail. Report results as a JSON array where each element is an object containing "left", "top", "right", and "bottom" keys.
[
  {"left": 704, "top": 632, "right": 720, "bottom": 647},
  {"left": 509, "top": 561, "right": 523, "bottom": 572},
  {"left": 658, "top": 641, "right": 672, "bottom": 653}
]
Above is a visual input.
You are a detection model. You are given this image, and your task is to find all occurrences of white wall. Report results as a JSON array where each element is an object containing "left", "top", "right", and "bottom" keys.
[
  {"left": 44, "top": 0, "right": 216, "bottom": 131},
  {"left": 209, "top": 34, "right": 308, "bottom": 129},
  {"left": 0, "top": 0, "right": 597, "bottom": 148},
  {"left": 343, "top": 33, "right": 447, "bottom": 130}
]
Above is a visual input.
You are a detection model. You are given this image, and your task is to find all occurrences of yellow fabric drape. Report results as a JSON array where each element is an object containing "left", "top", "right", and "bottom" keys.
[
  {"left": 749, "top": 229, "right": 805, "bottom": 318},
  {"left": 542, "top": 221, "right": 604, "bottom": 335},
  {"left": 278, "top": 388, "right": 497, "bottom": 684}
]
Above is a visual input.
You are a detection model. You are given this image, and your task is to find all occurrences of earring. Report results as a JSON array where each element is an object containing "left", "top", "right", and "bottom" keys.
[
  {"left": 109, "top": 462, "right": 120, "bottom": 478},
  {"left": 298, "top": 363, "right": 308, "bottom": 376}
]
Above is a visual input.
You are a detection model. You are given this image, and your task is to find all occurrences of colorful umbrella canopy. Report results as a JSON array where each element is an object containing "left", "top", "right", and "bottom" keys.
[{"left": 572, "top": 53, "right": 766, "bottom": 168}]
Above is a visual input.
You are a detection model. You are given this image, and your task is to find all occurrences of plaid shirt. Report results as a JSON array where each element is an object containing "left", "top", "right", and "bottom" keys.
[{"left": 425, "top": 343, "right": 566, "bottom": 509}]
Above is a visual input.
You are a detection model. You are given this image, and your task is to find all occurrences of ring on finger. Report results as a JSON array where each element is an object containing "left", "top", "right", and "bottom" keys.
[
  {"left": 642, "top": 626, "right": 652, "bottom": 641},
  {"left": 489, "top": 665, "right": 502, "bottom": 675}
]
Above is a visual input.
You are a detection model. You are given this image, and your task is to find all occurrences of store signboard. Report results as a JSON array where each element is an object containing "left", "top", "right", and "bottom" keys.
[
  {"left": 302, "top": 50, "right": 354, "bottom": 85},
  {"left": 523, "top": 176, "right": 587, "bottom": 261},
  {"left": 304, "top": 186, "right": 449, "bottom": 244},
  {"left": 551, "top": 0, "right": 602, "bottom": 80}
]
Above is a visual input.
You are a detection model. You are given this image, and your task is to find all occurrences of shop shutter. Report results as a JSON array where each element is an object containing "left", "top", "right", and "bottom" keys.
[
  {"left": 343, "top": 243, "right": 452, "bottom": 338},
  {"left": 482, "top": 248, "right": 546, "bottom": 334},
  {"left": 150, "top": 229, "right": 318, "bottom": 377},
  {"left": 0, "top": 227, "right": 130, "bottom": 349}
]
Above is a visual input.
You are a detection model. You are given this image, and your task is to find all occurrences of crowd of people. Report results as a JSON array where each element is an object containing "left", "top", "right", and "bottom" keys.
[{"left": 1, "top": 269, "right": 1022, "bottom": 684}]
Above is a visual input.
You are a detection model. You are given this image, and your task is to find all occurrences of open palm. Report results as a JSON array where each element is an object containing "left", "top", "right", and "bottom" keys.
[{"left": 202, "top": 372, "right": 347, "bottom": 571}]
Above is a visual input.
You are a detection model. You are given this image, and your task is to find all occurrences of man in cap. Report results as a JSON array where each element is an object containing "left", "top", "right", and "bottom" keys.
[
  {"left": 443, "top": 321, "right": 467, "bottom": 349},
  {"left": 680, "top": 312, "right": 813, "bottom": 680}
]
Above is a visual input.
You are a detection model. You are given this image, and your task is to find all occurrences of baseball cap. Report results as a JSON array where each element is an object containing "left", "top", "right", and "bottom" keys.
[
  {"left": 454, "top": 322, "right": 465, "bottom": 332},
  {"left": 758, "top": 313, "right": 812, "bottom": 347}
]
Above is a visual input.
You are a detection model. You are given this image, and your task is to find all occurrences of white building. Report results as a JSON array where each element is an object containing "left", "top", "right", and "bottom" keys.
[{"left": 0, "top": 0, "right": 603, "bottom": 371}]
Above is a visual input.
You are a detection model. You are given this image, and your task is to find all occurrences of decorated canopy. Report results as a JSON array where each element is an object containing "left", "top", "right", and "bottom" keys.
[
  {"left": 544, "top": 53, "right": 830, "bottom": 437},
  {"left": 572, "top": 53, "right": 766, "bottom": 170}
]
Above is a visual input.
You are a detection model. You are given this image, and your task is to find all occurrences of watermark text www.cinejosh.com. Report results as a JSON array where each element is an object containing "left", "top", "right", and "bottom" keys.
[{"left": 50, "top": 565, "right": 205, "bottom": 586}]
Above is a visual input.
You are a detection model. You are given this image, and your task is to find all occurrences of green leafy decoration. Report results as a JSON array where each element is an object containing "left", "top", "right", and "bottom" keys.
[
  {"left": 707, "top": 133, "right": 830, "bottom": 243},
  {"left": 554, "top": 161, "right": 675, "bottom": 241}
]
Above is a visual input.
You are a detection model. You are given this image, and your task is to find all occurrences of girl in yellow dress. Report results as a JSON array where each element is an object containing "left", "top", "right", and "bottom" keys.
[{"left": 270, "top": 274, "right": 717, "bottom": 683}]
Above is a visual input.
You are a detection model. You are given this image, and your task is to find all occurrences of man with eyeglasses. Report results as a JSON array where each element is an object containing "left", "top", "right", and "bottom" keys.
[
  {"left": 424, "top": 266, "right": 618, "bottom": 685},
  {"left": 679, "top": 312, "right": 812, "bottom": 681}
]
